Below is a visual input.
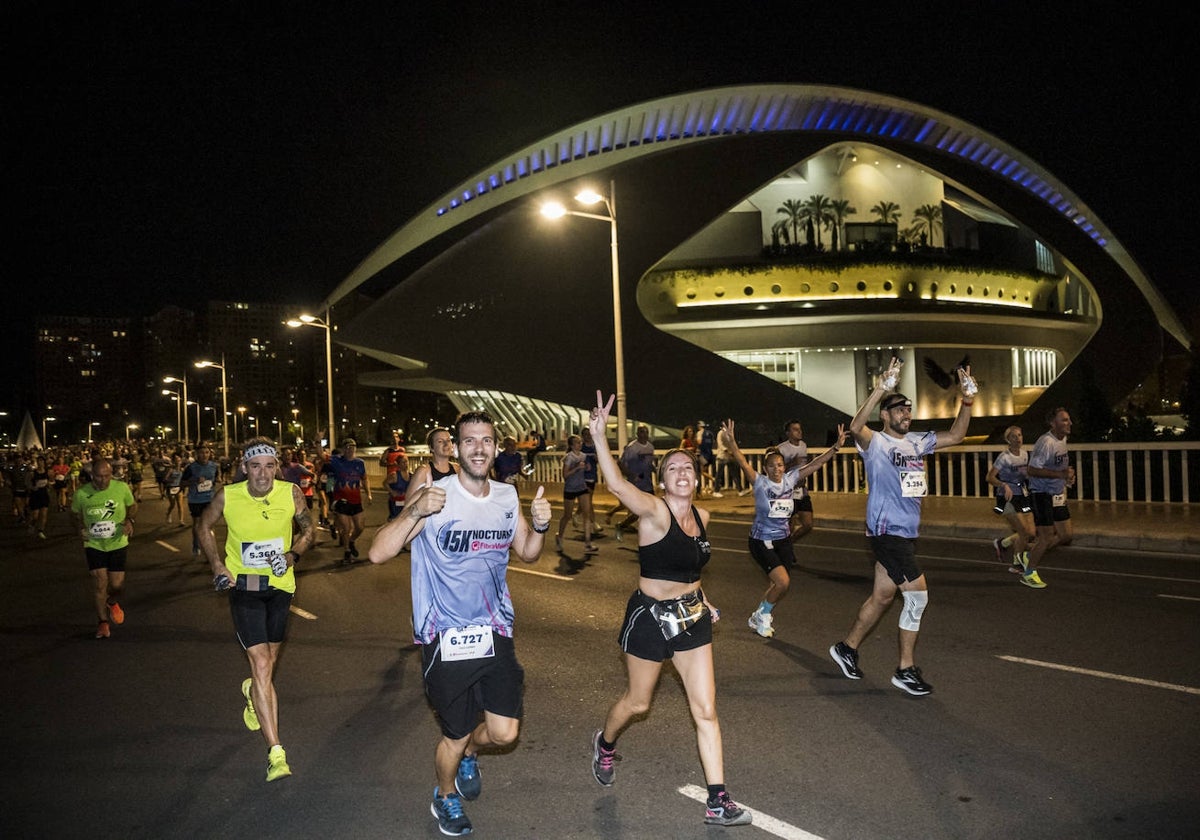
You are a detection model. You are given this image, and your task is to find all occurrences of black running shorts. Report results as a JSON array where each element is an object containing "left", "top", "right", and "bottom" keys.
[
  {"left": 86, "top": 546, "right": 127, "bottom": 572},
  {"left": 868, "top": 534, "right": 923, "bottom": 586},
  {"left": 421, "top": 633, "right": 524, "bottom": 739},
  {"left": 617, "top": 590, "right": 712, "bottom": 662},
  {"left": 230, "top": 587, "right": 293, "bottom": 648},
  {"left": 748, "top": 536, "right": 796, "bottom": 574},
  {"left": 1031, "top": 492, "right": 1070, "bottom": 526}
]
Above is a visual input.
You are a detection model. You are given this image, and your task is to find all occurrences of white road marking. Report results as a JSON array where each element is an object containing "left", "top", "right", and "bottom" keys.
[
  {"left": 511, "top": 566, "right": 574, "bottom": 581},
  {"left": 156, "top": 540, "right": 180, "bottom": 552},
  {"left": 289, "top": 605, "right": 318, "bottom": 620},
  {"left": 677, "top": 784, "right": 827, "bottom": 839},
  {"left": 998, "top": 655, "right": 1200, "bottom": 696},
  {"left": 1158, "top": 593, "right": 1200, "bottom": 602}
]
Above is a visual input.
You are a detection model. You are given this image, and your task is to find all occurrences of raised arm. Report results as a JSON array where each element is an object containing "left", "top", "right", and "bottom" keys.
[
  {"left": 792, "top": 424, "right": 848, "bottom": 481},
  {"left": 587, "top": 391, "right": 661, "bottom": 520},
  {"left": 368, "top": 476, "right": 441, "bottom": 563},
  {"left": 719, "top": 420, "right": 757, "bottom": 486},
  {"left": 850, "top": 357, "right": 901, "bottom": 448},
  {"left": 935, "top": 366, "right": 975, "bottom": 449}
]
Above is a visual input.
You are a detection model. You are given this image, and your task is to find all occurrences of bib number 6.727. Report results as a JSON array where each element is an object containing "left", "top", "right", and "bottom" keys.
[{"left": 440, "top": 625, "right": 495, "bottom": 661}]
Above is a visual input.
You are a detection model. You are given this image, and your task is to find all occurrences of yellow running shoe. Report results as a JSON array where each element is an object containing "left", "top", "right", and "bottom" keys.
[
  {"left": 1020, "top": 570, "right": 1047, "bottom": 589},
  {"left": 241, "top": 678, "right": 261, "bottom": 731},
  {"left": 266, "top": 745, "right": 291, "bottom": 782}
]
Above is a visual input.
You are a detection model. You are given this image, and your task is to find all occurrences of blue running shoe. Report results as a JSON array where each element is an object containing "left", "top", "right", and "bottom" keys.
[
  {"left": 431, "top": 787, "right": 473, "bottom": 836},
  {"left": 455, "top": 753, "right": 481, "bottom": 800}
]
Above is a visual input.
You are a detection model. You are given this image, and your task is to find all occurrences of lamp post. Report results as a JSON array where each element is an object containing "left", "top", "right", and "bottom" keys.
[
  {"left": 162, "top": 375, "right": 189, "bottom": 444},
  {"left": 273, "top": 417, "right": 283, "bottom": 441},
  {"left": 162, "top": 387, "right": 182, "bottom": 442},
  {"left": 249, "top": 415, "right": 259, "bottom": 436},
  {"left": 88, "top": 421, "right": 100, "bottom": 443},
  {"left": 188, "top": 401, "right": 202, "bottom": 442},
  {"left": 291, "top": 408, "right": 302, "bottom": 444},
  {"left": 237, "top": 406, "right": 247, "bottom": 442},
  {"left": 42, "top": 415, "right": 56, "bottom": 446},
  {"left": 204, "top": 406, "right": 219, "bottom": 440},
  {"left": 194, "top": 355, "right": 229, "bottom": 457},
  {"left": 126, "top": 423, "right": 139, "bottom": 442},
  {"left": 541, "top": 180, "right": 628, "bottom": 449},
  {"left": 286, "top": 310, "right": 335, "bottom": 447}
]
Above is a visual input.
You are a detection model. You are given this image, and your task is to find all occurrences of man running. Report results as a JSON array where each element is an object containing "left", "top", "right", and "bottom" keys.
[
  {"left": 776, "top": 420, "right": 816, "bottom": 541},
  {"left": 369, "top": 411, "right": 551, "bottom": 837},
  {"left": 379, "top": 431, "right": 411, "bottom": 522},
  {"left": 182, "top": 444, "right": 220, "bottom": 556},
  {"left": 71, "top": 457, "right": 138, "bottom": 639},
  {"left": 829, "top": 357, "right": 974, "bottom": 696},
  {"left": 198, "top": 438, "right": 316, "bottom": 782},
  {"left": 329, "top": 438, "right": 372, "bottom": 564},
  {"left": 1021, "top": 408, "right": 1075, "bottom": 589}
]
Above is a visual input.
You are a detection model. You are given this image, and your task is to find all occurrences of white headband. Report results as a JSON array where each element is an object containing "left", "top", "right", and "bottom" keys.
[{"left": 243, "top": 443, "right": 278, "bottom": 462}]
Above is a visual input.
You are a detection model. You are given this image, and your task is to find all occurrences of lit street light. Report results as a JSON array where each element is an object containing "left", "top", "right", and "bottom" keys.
[
  {"left": 42, "top": 416, "right": 56, "bottom": 446},
  {"left": 194, "top": 355, "right": 229, "bottom": 457},
  {"left": 162, "top": 375, "right": 190, "bottom": 443},
  {"left": 237, "top": 406, "right": 247, "bottom": 442},
  {"left": 286, "top": 310, "right": 335, "bottom": 447},
  {"left": 162, "top": 387, "right": 183, "bottom": 442},
  {"left": 126, "top": 422, "right": 139, "bottom": 442},
  {"left": 88, "top": 421, "right": 101, "bottom": 443},
  {"left": 541, "top": 180, "right": 628, "bottom": 449},
  {"left": 273, "top": 417, "right": 283, "bottom": 441},
  {"left": 291, "top": 407, "right": 303, "bottom": 444}
]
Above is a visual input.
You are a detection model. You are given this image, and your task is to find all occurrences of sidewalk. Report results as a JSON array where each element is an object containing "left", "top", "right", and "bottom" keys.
[{"left": 520, "top": 484, "right": 1200, "bottom": 557}]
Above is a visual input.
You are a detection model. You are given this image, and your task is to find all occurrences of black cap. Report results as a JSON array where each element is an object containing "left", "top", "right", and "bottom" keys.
[{"left": 881, "top": 393, "right": 912, "bottom": 411}]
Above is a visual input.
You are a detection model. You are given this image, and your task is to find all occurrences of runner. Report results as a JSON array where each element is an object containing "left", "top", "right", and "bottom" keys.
[
  {"left": 1021, "top": 408, "right": 1075, "bottom": 589},
  {"left": 71, "top": 457, "right": 138, "bottom": 639},
  {"left": 985, "top": 425, "right": 1036, "bottom": 574}
]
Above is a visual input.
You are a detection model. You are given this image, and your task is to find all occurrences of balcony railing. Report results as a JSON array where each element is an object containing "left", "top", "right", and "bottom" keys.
[{"left": 376, "top": 441, "right": 1200, "bottom": 504}]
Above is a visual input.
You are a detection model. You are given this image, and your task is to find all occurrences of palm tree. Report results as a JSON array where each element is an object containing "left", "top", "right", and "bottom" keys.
[
  {"left": 770, "top": 218, "right": 791, "bottom": 249},
  {"left": 776, "top": 199, "right": 806, "bottom": 246},
  {"left": 912, "top": 203, "right": 943, "bottom": 247},
  {"left": 804, "top": 194, "right": 834, "bottom": 249},
  {"left": 870, "top": 200, "right": 901, "bottom": 224},
  {"left": 828, "top": 198, "right": 857, "bottom": 252}
]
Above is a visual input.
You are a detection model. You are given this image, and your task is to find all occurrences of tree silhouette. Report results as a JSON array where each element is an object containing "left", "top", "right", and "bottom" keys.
[
  {"left": 912, "top": 203, "right": 943, "bottom": 247},
  {"left": 828, "top": 198, "right": 856, "bottom": 252},
  {"left": 803, "top": 193, "right": 834, "bottom": 250},
  {"left": 870, "top": 200, "right": 901, "bottom": 224},
  {"left": 776, "top": 199, "right": 806, "bottom": 247}
]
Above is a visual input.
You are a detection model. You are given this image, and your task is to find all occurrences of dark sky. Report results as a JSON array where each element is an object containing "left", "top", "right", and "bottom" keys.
[{"left": 7, "top": 2, "right": 1196, "bottom": 407}]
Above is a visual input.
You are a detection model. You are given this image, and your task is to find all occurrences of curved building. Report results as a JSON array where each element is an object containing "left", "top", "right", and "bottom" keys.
[{"left": 328, "top": 84, "right": 1188, "bottom": 444}]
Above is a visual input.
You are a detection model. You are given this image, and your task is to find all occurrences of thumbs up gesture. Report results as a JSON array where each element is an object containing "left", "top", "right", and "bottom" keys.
[
  {"left": 529, "top": 484, "right": 551, "bottom": 532},
  {"left": 409, "top": 474, "right": 446, "bottom": 517}
]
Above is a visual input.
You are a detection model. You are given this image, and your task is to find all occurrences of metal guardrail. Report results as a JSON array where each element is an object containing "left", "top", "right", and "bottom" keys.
[{"left": 368, "top": 442, "right": 1200, "bottom": 504}]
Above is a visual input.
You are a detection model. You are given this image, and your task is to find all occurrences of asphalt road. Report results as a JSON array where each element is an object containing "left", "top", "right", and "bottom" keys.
[{"left": 3, "top": 488, "right": 1199, "bottom": 839}]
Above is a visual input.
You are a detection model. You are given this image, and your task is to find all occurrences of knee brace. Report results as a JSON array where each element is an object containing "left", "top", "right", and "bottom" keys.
[{"left": 899, "top": 590, "right": 928, "bottom": 631}]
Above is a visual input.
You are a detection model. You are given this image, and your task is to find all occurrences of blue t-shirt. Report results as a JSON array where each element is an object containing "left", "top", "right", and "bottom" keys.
[
  {"left": 991, "top": 449, "right": 1028, "bottom": 496},
  {"left": 182, "top": 460, "right": 219, "bottom": 504},
  {"left": 749, "top": 470, "right": 803, "bottom": 541},
  {"left": 858, "top": 430, "right": 937, "bottom": 539}
]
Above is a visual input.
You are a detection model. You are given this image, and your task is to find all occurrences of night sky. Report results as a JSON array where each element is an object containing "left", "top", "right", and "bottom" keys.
[{"left": 7, "top": 2, "right": 1195, "bottom": 409}]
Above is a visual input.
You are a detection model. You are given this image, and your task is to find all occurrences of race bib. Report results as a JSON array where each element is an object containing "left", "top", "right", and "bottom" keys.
[
  {"left": 241, "top": 538, "right": 285, "bottom": 569},
  {"left": 900, "top": 470, "right": 928, "bottom": 497},
  {"left": 197, "top": 479, "right": 213, "bottom": 492},
  {"left": 1052, "top": 492, "right": 1066, "bottom": 507},
  {"left": 768, "top": 498, "right": 794, "bottom": 518},
  {"left": 90, "top": 521, "right": 117, "bottom": 539},
  {"left": 440, "top": 625, "right": 495, "bottom": 661}
]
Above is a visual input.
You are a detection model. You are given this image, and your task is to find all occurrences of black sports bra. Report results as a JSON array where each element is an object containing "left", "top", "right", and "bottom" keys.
[{"left": 638, "top": 504, "right": 711, "bottom": 583}]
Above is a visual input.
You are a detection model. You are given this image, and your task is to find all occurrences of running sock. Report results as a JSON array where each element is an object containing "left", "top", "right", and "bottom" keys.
[
  {"left": 598, "top": 733, "right": 616, "bottom": 752},
  {"left": 707, "top": 784, "right": 726, "bottom": 802},
  {"left": 760, "top": 601, "right": 774, "bottom": 614},
  {"left": 1001, "top": 534, "right": 1016, "bottom": 548}
]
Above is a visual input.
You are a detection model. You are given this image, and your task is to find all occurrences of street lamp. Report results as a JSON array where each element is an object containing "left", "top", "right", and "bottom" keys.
[
  {"left": 187, "top": 401, "right": 202, "bottom": 443},
  {"left": 237, "top": 406, "right": 247, "bottom": 442},
  {"left": 541, "top": 180, "right": 628, "bottom": 449},
  {"left": 286, "top": 310, "right": 335, "bottom": 447},
  {"left": 273, "top": 417, "right": 283, "bottom": 441},
  {"left": 162, "top": 375, "right": 190, "bottom": 444},
  {"left": 162, "top": 387, "right": 182, "bottom": 442},
  {"left": 88, "top": 421, "right": 101, "bottom": 443},
  {"left": 249, "top": 415, "right": 259, "bottom": 436},
  {"left": 203, "top": 406, "right": 219, "bottom": 440},
  {"left": 291, "top": 407, "right": 303, "bottom": 444},
  {"left": 126, "top": 422, "right": 139, "bottom": 442},
  {"left": 194, "top": 355, "right": 229, "bottom": 457},
  {"left": 42, "top": 416, "right": 56, "bottom": 446}
]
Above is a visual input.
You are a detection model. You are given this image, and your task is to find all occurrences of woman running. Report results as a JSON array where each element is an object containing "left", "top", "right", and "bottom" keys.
[
  {"left": 986, "top": 425, "right": 1036, "bottom": 573},
  {"left": 555, "top": 434, "right": 598, "bottom": 555},
  {"left": 721, "top": 419, "right": 846, "bottom": 638},
  {"left": 586, "top": 392, "right": 751, "bottom": 828}
]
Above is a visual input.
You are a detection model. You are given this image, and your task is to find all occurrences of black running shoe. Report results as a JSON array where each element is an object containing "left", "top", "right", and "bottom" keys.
[
  {"left": 591, "top": 729, "right": 616, "bottom": 786},
  {"left": 349, "top": 541, "right": 359, "bottom": 559},
  {"left": 829, "top": 642, "right": 862, "bottom": 679},
  {"left": 705, "top": 791, "right": 752, "bottom": 826},
  {"left": 430, "top": 787, "right": 472, "bottom": 836},
  {"left": 891, "top": 666, "right": 933, "bottom": 696}
]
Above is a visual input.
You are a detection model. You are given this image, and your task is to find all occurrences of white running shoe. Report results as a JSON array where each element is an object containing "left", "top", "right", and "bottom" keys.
[{"left": 748, "top": 609, "right": 775, "bottom": 638}]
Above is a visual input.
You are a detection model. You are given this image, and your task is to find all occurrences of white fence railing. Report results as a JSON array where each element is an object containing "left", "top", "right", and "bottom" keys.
[{"left": 370, "top": 442, "right": 1200, "bottom": 504}]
